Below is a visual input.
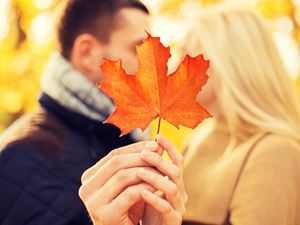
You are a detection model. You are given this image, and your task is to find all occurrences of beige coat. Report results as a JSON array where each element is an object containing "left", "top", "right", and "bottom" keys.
[{"left": 183, "top": 120, "right": 300, "bottom": 225}]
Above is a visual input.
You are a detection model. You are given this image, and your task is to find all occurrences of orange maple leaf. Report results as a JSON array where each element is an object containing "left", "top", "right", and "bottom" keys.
[{"left": 98, "top": 34, "right": 211, "bottom": 136}]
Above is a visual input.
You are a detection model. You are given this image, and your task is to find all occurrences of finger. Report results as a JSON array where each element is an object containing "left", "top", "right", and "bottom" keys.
[
  {"left": 99, "top": 167, "right": 163, "bottom": 203},
  {"left": 141, "top": 190, "right": 181, "bottom": 225},
  {"left": 137, "top": 168, "right": 183, "bottom": 211},
  {"left": 140, "top": 150, "right": 180, "bottom": 183},
  {"left": 81, "top": 141, "right": 159, "bottom": 183},
  {"left": 140, "top": 150, "right": 188, "bottom": 206},
  {"left": 156, "top": 134, "right": 183, "bottom": 167},
  {"left": 79, "top": 153, "right": 152, "bottom": 200},
  {"left": 157, "top": 145, "right": 164, "bottom": 155},
  {"left": 111, "top": 183, "right": 155, "bottom": 215}
]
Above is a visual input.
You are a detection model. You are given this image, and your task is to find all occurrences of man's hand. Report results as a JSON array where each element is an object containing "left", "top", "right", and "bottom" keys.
[{"left": 79, "top": 141, "right": 161, "bottom": 225}]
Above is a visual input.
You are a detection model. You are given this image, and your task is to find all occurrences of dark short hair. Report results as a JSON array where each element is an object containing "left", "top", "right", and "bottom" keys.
[{"left": 58, "top": 0, "right": 149, "bottom": 59}]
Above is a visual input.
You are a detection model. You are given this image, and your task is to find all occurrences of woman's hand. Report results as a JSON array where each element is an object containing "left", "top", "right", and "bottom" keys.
[
  {"left": 79, "top": 141, "right": 161, "bottom": 225},
  {"left": 140, "top": 134, "right": 188, "bottom": 225}
]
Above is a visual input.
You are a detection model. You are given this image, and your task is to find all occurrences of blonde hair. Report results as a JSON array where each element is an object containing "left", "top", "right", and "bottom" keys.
[{"left": 184, "top": 5, "right": 300, "bottom": 145}]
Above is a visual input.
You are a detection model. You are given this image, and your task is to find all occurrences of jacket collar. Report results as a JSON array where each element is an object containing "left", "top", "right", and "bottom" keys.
[
  {"left": 40, "top": 52, "right": 114, "bottom": 122},
  {"left": 38, "top": 92, "right": 124, "bottom": 137}
]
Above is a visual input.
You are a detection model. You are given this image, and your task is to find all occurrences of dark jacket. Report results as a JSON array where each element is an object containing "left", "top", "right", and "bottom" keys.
[{"left": 0, "top": 93, "right": 135, "bottom": 225}]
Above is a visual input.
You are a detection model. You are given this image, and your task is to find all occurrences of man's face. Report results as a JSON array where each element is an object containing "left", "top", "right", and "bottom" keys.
[
  {"left": 99, "top": 8, "right": 149, "bottom": 82},
  {"left": 71, "top": 8, "right": 149, "bottom": 84}
]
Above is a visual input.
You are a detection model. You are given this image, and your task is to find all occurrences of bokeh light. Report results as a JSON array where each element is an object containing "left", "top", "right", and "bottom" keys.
[
  {"left": 28, "top": 12, "right": 54, "bottom": 45},
  {"left": 0, "top": 0, "right": 10, "bottom": 42},
  {"left": 33, "top": 0, "right": 54, "bottom": 10},
  {"left": 1, "top": 0, "right": 300, "bottom": 149}
]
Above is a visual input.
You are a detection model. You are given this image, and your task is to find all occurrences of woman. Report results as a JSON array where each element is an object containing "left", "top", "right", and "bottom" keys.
[{"left": 183, "top": 5, "right": 300, "bottom": 225}]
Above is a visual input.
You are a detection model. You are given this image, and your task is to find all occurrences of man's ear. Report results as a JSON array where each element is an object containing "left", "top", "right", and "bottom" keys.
[{"left": 70, "top": 33, "right": 103, "bottom": 81}]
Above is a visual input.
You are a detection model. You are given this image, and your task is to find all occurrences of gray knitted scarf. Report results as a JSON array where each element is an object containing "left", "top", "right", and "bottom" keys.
[{"left": 40, "top": 52, "right": 150, "bottom": 141}]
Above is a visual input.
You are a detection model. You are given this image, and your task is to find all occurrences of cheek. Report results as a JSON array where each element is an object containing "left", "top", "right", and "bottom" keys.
[
  {"left": 122, "top": 54, "right": 138, "bottom": 74},
  {"left": 103, "top": 46, "right": 138, "bottom": 74},
  {"left": 196, "top": 78, "right": 216, "bottom": 109},
  {"left": 102, "top": 46, "right": 119, "bottom": 61}
]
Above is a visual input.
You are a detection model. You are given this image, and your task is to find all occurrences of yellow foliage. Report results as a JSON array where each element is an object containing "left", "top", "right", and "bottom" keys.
[
  {"left": 256, "top": 0, "right": 293, "bottom": 18},
  {"left": 1, "top": 0, "right": 300, "bottom": 152}
]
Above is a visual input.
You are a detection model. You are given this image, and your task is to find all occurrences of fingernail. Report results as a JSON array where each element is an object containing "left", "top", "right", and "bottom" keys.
[
  {"left": 156, "top": 133, "right": 163, "bottom": 139},
  {"left": 145, "top": 141, "right": 158, "bottom": 150}
]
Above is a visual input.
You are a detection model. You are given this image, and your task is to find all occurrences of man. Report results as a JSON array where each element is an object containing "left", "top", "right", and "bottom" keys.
[{"left": 0, "top": 0, "right": 149, "bottom": 224}]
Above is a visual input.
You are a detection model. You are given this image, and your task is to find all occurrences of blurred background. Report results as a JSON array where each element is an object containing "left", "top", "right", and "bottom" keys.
[{"left": 1, "top": 0, "right": 300, "bottom": 150}]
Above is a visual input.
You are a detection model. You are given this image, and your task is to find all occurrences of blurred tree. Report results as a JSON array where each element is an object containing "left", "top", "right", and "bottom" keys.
[{"left": 1, "top": 0, "right": 300, "bottom": 151}]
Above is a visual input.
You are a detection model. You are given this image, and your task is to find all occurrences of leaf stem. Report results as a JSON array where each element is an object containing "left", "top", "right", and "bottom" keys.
[{"left": 157, "top": 116, "right": 161, "bottom": 136}]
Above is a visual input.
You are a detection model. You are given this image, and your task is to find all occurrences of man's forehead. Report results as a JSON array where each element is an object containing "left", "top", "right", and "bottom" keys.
[
  {"left": 114, "top": 8, "right": 149, "bottom": 29},
  {"left": 109, "top": 8, "right": 149, "bottom": 44}
]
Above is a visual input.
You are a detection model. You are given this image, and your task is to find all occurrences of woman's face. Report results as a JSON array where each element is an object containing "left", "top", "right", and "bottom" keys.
[
  {"left": 196, "top": 68, "right": 220, "bottom": 118},
  {"left": 186, "top": 41, "right": 220, "bottom": 118}
]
